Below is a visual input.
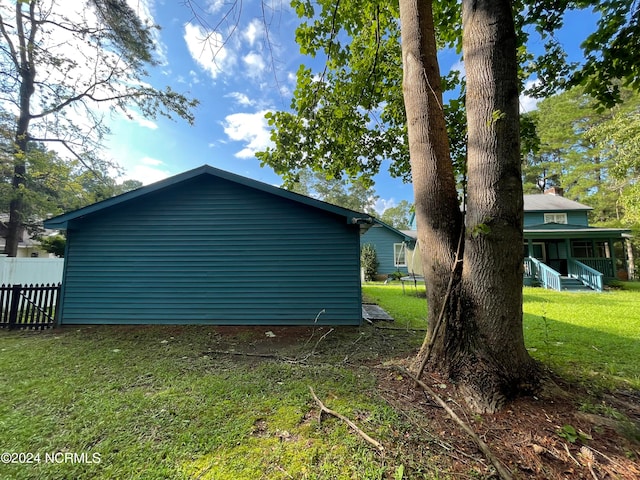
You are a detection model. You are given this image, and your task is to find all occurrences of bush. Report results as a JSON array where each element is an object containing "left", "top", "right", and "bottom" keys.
[
  {"left": 39, "top": 234, "right": 66, "bottom": 257},
  {"left": 360, "top": 244, "right": 378, "bottom": 281},
  {"left": 387, "top": 271, "right": 405, "bottom": 281}
]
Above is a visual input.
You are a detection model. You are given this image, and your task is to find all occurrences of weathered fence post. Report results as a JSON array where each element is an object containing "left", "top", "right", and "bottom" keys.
[{"left": 8, "top": 284, "right": 21, "bottom": 330}]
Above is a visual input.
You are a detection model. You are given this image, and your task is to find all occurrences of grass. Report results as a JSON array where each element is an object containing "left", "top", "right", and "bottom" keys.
[
  {"left": 362, "top": 282, "right": 428, "bottom": 330},
  {"left": 363, "top": 281, "right": 640, "bottom": 391},
  {"left": 1, "top": 282, "right": 639, "bottom": 479},
  {"left": 522, "top": 283, "right": 640, "bottom": 390},
  {"left": 0, "top": 324, "right": 429, "bottom": 480}
]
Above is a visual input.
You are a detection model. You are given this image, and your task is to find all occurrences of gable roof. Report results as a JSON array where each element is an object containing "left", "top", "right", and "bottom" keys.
[
  {"left": 523, "top": 194, "right": 591, "bottom": 212},
  {"left": 366, "top": 218, "right": 416, "bottom": 243},
  {"left": 44, "top": 165, "right": 374, "bottom": 230}
]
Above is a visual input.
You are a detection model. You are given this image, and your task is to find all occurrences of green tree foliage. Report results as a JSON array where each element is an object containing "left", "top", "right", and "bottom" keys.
[
  {"left": 360, "top": 243, "right": 378, "bottom": 281},
  {"left": 287, "top": 169, "right": 379, "bottom": 214},
  {"left": 39, "top": 234, "right": 66, "bottom": 257},
  {"left": 251, "top": 0, "right": 640, "bottom": 411},
  {"left": 380, "top": 200, "right": 413, "bottom": 229},
  {"left": 0, "top": 0, "right": 197, "bottom": 255},
  {"left": 523, "top": 86, "right": 640, "bottom": 224},
  {"left": 259, "top": 1, "right": 640, "bottom": 188}
]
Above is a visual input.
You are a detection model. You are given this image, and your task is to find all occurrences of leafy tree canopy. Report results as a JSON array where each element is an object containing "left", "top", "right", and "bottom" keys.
[
  {"left": 522, "top": 85, "right": 640, "bottom": 224},
  {"left": 0, "top": 0, "right": 197, "bottom": 255},
  {"left": 380, "top": 200, "right": 413, "bottom": 229},
  {"left": 257, "top": 0, "right": 639, "bottom": 189},
  {"left": 287, "top": 168, "right": 379, "bottom": 214}
]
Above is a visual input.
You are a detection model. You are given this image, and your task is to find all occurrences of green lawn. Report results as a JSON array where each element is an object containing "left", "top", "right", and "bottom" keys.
[
  {"left": 0, "top": 325, "right": 425, "bottom": 480},
  {"left": 522, "top": 284, "right": 640, "bottom": 390},
  {"left": 1, "top": 283, "right": 638, "bottom": 479},
  {"left": 364, "top": 281, "right": 640, "bottom": 390}
]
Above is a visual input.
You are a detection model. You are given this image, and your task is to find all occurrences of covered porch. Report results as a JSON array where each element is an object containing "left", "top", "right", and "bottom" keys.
[{"left": 523, "top": 225, "right": 631, "bottom": 292}]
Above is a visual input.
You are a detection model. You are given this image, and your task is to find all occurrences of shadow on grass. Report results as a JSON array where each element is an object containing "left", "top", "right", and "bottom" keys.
[{"left": 523, "top": 313, "right": 640, "bottom": 390}]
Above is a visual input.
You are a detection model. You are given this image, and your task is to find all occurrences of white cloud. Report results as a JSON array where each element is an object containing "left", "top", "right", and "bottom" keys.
[
  {"left": 450, "top": 60, "right": 465, "bottom": 77},
  {"left": 205, "top": 0, "right": 228, "bottom": 14},
  {"left": 374, "top": 198, "right": 397, "bottom": 216},
  {"left": 520, "top": 79, "right": 541, "bottom": 113},
  {"left": 226, "top": 92, "right": 255, "bottom": 106},
  {"left": 141, "top": 157, "right": 164, "bottom": 166},
  {"left": 243, "top": 18, "right": 264, "bottom": 47},
  {"left": 184, "top": 22, "right": 234, "bottom": 79},
  {"left": 125, "top": 162, "right": 172, "bottom": 185},
  {"left": 124, "top": 110, "right": 158, "bottom": 130},
  {"left": 222, "top": 110, "right": 273, "bottom": 158},
  {"left": 243, "top": 52, "right": 266, "bottom": 77}
]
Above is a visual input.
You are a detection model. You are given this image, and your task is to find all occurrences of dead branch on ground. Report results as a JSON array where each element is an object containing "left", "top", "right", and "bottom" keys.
[
  {"left": 309, "top": 386, "right": 385, "bottom": 452},
  {"left": 391, "top": 366, "right": 513, "bottom": 480}
]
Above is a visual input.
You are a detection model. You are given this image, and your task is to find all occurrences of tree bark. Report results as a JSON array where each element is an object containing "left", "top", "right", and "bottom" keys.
[
  {"left": 398, "top": 0, "right": 464, "bottom": 357},
  {"left": 399, "top": 0, "right": 539, "bottom": 412},
  {"left": 4, "top": 0, "right": 36, "bottom": 257},
  {"left": 456, "top": 0, "right": 538, "bottom": 412}
]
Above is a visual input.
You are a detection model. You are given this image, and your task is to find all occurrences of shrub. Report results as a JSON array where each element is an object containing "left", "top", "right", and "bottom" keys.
[{"left": 360, "top": 244, "right": 378, "bottom": 281}]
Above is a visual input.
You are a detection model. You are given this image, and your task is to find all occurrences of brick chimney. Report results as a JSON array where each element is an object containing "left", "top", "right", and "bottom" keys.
[{"left": 544, "top": 186, "right": 564, "bottom": 196}]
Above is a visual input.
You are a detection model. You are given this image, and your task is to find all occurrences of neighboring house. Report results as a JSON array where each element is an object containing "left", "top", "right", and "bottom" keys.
[
  {"left": 0, "top": 215, "right": 56, "bottom": 258},
  {"left": 523, "top": 188, "right": 631, "bottom": 291},
  {"left": 44, "top": 165, "right": 373, "bottom": 326},
  {"left": 361, "top": 220, "right": 421, "bottom": 278},
  {"left": 397, "top": 188, "right": 632, "bottom": 291}
]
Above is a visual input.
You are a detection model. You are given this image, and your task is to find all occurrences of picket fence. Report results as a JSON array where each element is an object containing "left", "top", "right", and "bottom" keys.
[{"left": 0, "top": 283, "right": 61, "bottom": 330}]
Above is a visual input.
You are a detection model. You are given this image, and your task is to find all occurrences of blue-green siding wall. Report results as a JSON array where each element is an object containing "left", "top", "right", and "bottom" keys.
[
  {"left": 524, "top": 211, "right": 589, "bottom": 227},
  {"left": 361, "top": 226, "right": 413, "bottom": 275},
  {"left": 60, "top": 176, "right": 362, "bottom": 325}
]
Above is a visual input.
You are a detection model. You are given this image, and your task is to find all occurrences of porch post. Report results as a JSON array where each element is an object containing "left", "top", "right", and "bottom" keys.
[
  {"left": 609, "top": 237, "right": 618, "bottom": 279},
  {"left": 626, "top": 236, "right": 636, "bottom": 280}
]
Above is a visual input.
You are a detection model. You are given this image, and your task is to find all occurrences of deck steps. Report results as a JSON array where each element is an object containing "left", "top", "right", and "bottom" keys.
[{"left": 560, "top": 276, "right": 593, "bottom": 292}]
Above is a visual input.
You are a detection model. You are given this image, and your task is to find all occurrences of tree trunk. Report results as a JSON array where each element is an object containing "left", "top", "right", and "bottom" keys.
[
  {"left": 4, "top": 0, "right": 36, "bottom": 257},
  {"left": 399, "top": 0, "right": 539, "bottom": 412},
  {"left": 455, "top": 0, "right": 538, "bottom": 412},
  {"left": 398, "top": 0, "right": 464, "bottom": 357}
]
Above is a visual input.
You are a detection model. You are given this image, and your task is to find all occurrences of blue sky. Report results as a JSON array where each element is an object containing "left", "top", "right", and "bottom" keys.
[{"left": 105, "top": 0, "right": 598, "bottom": 215}]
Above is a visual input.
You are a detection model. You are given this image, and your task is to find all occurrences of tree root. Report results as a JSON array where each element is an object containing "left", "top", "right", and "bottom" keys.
[
  {"left": 309, "top": 386, "right": 385, "bottom": 452},
  {"left": 392, "top": 366, "right": 513, "bottom": 480}
]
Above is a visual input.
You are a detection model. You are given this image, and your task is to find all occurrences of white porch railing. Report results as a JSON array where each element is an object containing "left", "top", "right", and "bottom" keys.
[
  {"left": 568, "top": 259, "right": 604, "bottom": 292},
  {"left": 526, "top": 257, "right": 562, "bottom": 291}
]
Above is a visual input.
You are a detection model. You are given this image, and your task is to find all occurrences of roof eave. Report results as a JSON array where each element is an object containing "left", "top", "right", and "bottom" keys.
[{"left": 44, "top": 165, "right": 372, "bottom": 230}]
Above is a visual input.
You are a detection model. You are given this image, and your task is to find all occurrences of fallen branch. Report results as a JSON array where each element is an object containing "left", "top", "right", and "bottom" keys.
[
  {"left": 204, "top": 350, "right": 291, "bottom": 360},
  {"left": 391, "top": 366, "right": 513, "bottom": 480},
  {"left": 309, "top": 386, "right": 385, "bottom": 452}
]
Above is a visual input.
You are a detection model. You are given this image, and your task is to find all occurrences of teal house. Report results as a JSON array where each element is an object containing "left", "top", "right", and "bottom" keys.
[
  {"left": 523, "top": 188, "right": 631, "bottom": 291},
  {"left": 361, "top": 220, "right": 417, "bottom": 277},
  {"left": 44, "top": 166, "right": 373, "bottom": 326}
]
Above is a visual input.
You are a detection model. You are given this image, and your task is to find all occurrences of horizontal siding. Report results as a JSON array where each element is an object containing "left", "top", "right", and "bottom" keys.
[
  {"left": 361, "top": 226, "right": 411, "bottom": 274},
  {"left": 61, "top": 176, "right": 361, "bottom": 326},
  {"left": 524, "top": 211, "right": 589, "bottom": 227}
]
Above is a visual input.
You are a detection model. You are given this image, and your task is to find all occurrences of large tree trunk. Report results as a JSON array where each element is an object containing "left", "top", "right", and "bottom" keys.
[
  {"left": 4, "top": 0, "right": 36, "bottom": 257},
  {"left": 398, "top": 0, "right": 464, "bottom": 353},
  {"left": 399, "top": 0, "right": 538, "bottom": 413},
  {"left": 455, "top": 0, "right": 538, "bottom": 412}
]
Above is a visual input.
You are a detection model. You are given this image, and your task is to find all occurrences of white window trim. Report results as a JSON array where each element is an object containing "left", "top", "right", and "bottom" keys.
[
  {"left": 543, "top": 212, "right": 568, "bottom": 224},
  {"left": 394, "top": 243, "right": 407, "bottom": 267}
]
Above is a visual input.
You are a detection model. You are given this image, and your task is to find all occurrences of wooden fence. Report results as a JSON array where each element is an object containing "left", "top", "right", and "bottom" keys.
[{"left": 0, "top": 283, "right": 61, "bottom": 330}]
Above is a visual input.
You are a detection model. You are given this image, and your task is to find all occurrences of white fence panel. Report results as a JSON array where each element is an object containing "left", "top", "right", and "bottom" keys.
[{"left": 0, "top": 256, "right": 64, "bottom": 285}]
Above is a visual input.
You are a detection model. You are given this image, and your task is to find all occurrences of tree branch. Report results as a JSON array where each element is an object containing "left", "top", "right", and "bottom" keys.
[
  {"left": 309, "top": 386, "right": 385, "bottom": 452},
  {"left": 0, "top": 12, "right": 19, "bottom": 70},
  {"left": 392, "top": 366, "right": 512, "bottom": 480}
]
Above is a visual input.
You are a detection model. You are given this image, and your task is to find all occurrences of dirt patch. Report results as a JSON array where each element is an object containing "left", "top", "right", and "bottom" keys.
[{"left": 375, "top": 361, "right": 640, "bottom": 479}]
